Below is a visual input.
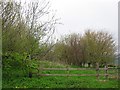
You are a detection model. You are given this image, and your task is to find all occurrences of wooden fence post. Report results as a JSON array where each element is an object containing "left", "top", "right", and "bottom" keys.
[
  {"left": 105, "top": 64, "right": 108, "bottom": 79},
  {"left": 39, "top": 64, "right": 43, "bottom": 76},
  {"left": 96, "top": 63, "right": 99, "bottom": 79},
  {"left": 36, "top": 64, "right": 40, "bottom": 76},
  {"left": 66, "top": 65, "right": 69, "bottom": 77}
]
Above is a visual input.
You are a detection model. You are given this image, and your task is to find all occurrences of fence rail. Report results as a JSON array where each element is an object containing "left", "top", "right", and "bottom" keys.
[
  {"left": 38, "top": 74, "right": 109, "bottom": 76},
  {"left": 33, "top": 66, "right": 118, "bottom": 79},
  {"left": 39, "top": 68, "right": 94, "bottom": 70},
  {"left": 39, "top": 67, "right": 117, "bottom": 70}
]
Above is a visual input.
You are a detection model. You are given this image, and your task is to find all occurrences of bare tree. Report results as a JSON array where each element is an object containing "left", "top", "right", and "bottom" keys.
[{"left": 1, "top": 0, "right": 58, "bottom": 57}]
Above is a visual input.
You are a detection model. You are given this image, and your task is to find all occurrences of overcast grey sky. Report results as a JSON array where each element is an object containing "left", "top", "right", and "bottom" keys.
[
  {"left": 18, "top": 0, "right": 119, "bottom": 43},
  {"left": 49, "top": 0, "right": 119, "bottom": 43}
]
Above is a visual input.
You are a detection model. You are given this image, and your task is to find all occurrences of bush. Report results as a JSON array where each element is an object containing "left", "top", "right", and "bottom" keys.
[
  {"left": 2, "top": 52, "right": 38, "bottom": 78},
  {"left": 108, "top": 64, "right": 116, "bottom": 68}
]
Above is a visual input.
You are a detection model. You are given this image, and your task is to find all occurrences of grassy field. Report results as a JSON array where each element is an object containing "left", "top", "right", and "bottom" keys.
[{"left": 2, "top": 61, "right": 119, "bottom": 88}]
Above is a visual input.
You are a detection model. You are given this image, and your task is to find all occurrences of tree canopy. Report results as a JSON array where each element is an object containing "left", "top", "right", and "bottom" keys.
[{"left": 54, "top": 30, "right": 116, "bottom": 67}]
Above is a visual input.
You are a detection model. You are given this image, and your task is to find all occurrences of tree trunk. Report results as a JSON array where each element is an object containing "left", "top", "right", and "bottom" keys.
[
  {"left": 88, "top": 63, "right": 91, "bottom": 67},
  {"left": 29, "top": 71, "right": 32, "bottom": 78}
]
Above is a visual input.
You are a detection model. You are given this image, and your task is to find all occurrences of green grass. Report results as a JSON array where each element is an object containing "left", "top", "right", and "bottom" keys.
[
  {"left": 39, "top": 60, "right": 70, "bottom": 68},
  {"left": 2, "top": 60, "right": 119, "bottom": 88},
  {"left": 3, "top": 76, "right": 118, "bottom": 88}
]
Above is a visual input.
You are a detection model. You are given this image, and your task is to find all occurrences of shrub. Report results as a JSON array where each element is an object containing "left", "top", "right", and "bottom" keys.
[
  {"left": 108, "top": 64, "right": 116, "bottom": 68},
  {"left": 2, "top": 52, "right": 38, "bottom": 78}
]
